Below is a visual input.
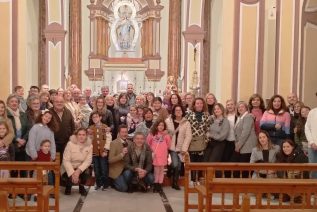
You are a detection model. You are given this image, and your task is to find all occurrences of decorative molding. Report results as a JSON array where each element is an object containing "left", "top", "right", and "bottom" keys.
[
  {"left": 44, "top": 22, "right": 66, "bottom": 46},
  {"left": 145, "top": 68, "right": 164, "bottom": 81},
  {"left": 182, "top": 25, "right": 206, "bottom": 47},
  {"left": 84, "top": 68, "right": 104, "bottom": 81}
]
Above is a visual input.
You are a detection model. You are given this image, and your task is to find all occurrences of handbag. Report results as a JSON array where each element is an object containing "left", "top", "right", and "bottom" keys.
[
  {"left": 188, "top": 136, "right": 206, "bottom": 152},
  {"left": 0, "top": 147, "right": 10, "bottom": 161}
]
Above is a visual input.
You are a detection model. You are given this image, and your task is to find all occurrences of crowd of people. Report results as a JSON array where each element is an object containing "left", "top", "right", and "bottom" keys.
[{"left": 0, "top": 83, "right": 316, "bottom": 202}]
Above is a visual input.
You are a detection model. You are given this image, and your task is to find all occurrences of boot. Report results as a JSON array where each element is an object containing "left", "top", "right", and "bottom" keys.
[
  {"left": 158, "top": 183, "right": 163, "bottom": 192},
  {"left": 79, "top": 185, "right": 87, "bottom": 196},
  {"left": 153, "top": 183, "right": 158, "bottom": 193},
  {"left": 64, "top": 185, "right": 72, "bottom": 195},
  {"left": 172, "top": 170, "right": 181, "bottom": 190}
]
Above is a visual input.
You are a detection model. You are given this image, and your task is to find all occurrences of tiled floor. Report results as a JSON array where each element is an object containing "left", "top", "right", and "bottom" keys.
[{"left": 59, "top": 186, "right": 184, "bottom": 212}]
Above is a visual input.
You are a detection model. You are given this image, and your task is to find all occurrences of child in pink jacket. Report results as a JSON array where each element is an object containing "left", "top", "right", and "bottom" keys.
[{"left": 147, "top": 119, "right": 171, "bottom": 192}]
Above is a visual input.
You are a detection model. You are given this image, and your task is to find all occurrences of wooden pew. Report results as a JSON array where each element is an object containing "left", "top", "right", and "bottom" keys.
[
  {"left": 184, "top": 154, "right": 317, "bottom": 212},
  {"left": 0, "top": 191, "right": 9, "bottom": 212},
  {"left": 0, "top": 167, "right": 47, "bottom": 212},
  {"left": 0, "top": 153, "right": 60, "bottom": 212},
  {"left": 197, "top": 167, "right": 317, "bottom": 212},
  {"left": 241, "top": 194, "right": 317, "bottom": 212}
]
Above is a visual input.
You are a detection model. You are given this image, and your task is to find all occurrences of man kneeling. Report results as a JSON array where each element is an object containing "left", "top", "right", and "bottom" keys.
[{"left": 124, "top": 132, "right": 154, "bottom": 192}]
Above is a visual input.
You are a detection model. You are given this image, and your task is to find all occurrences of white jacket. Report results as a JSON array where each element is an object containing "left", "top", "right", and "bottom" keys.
[
  {"left": 165, "top": 117, "right": 192, "bottom": 152},
  {"left": 305, "top": 108, "right": 317, "bottom": 147}
]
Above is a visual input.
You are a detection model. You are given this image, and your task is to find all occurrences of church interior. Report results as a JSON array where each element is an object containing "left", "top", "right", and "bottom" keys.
[
  {"left": 1, "top": 0, "right": 317, "bottom": 107},
  {"left": 1, "top": 0, "right": 317, "bottom": 212}
]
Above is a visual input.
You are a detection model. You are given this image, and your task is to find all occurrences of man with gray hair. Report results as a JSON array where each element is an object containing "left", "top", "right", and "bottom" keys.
[
  {"left": 126, "top": 83, "right": 136, "bottom": 106},
  {"left": 124, "top": 132, "right": 154, "bottom": 192},
  {"left": 101, "top": 86, "right": 110, "bottom": 98}
]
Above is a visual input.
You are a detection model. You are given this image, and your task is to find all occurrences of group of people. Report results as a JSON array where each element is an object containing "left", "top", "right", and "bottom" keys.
[{"left": 0, "top": 83, "right": 316, "bottom": 200}]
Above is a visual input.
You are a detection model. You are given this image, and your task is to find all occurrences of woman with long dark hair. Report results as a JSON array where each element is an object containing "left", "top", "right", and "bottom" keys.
[
  {"left": 276, "top": 139, "right": 308, "bottom": 203},
  {"left": 166, "top": 105, "right": 192, "bottom": 189},
  {"left": 250, "top": 131, "right": 280, "bottom": 178},
  {"left": 186, "top": 98, "right": 210, "bottom": 184},
  {"left": 248, "top": 94, "right": 266, "bottom": 135},
  {"left": 116, "top": 93, "right": 130, "bottom": 125},
  {"left": 260, "top": 95, "right": 291, "bottom": 146}
]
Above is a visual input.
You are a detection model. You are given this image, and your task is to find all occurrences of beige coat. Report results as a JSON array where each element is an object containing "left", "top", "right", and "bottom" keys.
[
  {"left": 165, "top": 117, "right": 192, "bottom": 152},
  {"left": 61, "top": 135, "right": 93, "bottom": 177}
]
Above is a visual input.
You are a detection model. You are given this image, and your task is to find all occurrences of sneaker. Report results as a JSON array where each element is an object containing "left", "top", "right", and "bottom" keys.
[
  {"left": 95, "top": 185, "right": 101, "bottom": 191},
  {"left": 102, "top": 186, "right": 109, "bottom": 191}
]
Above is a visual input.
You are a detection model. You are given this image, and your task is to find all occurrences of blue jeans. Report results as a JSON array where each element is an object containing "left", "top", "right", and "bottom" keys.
[
  {"left": 93, "top": 156, "right": 109, "bottom": 187},
  {"left": 123, "top": 169, "right": 154, "bottom": 186},
  {"left": 113, "top": 169, "right": 154, "bottom": 192},
  {"left": 308, "top": 148, "right": 317, "bottom": 179},
  {"left": 113, "top": 170, "right": 130, "bottom": 192}
]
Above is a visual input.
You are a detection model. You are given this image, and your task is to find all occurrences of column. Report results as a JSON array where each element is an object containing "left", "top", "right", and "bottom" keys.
[
  {"left": 69, "top": 0, "right": 82, "bottom": 88},
  {"left": 167, "top": 0, "right": 181, "bottom": 80}
]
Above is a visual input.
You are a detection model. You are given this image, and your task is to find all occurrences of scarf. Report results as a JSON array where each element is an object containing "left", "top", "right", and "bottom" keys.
[
  {"left": 7, "top": 108, "right": 21, "bottom": 131},
  {"left": 130, "top": 143, "right": 146, "bottom": 169},
  {"left": 195, "top": 112, "right": 204, "bottom": 122}
]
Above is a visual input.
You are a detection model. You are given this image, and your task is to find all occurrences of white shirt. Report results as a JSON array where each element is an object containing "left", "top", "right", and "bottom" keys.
[
  {"left": 305, "top": 108, "right": 317, "bottom": 147},
  {"left": 226, "top": 114, "right": 236, "bottom": 142}
]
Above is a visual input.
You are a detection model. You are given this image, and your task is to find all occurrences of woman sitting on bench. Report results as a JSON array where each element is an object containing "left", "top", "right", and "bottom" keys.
[{"left": 276, "top": 139, "right": 308, "bottom": 203}]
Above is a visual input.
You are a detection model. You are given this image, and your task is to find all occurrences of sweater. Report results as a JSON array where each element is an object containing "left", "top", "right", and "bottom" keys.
[
  {"left": 26, "top": 123, "right": 56, "bottom": 160},
  {"left": 208, "top": 117, "right": 230, "bottom": 141},
  {"left": 305, "top": 108, "right": 317, "bottom": 147},
  {"left": 35, "top": 150, "right": 51, "bottom": 162}
]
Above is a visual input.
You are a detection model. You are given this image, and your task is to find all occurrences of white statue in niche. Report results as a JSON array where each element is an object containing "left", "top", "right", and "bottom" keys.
[
  {"left": 110, "top": 0, "right": 140, "bottom": 51},
  {"left": 116, "top": 7, "right": 135, "bottom": 49}
]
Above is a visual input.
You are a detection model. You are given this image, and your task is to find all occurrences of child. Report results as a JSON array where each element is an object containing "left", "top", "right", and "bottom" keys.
[
  {"left": 33, "top": 140, "right": 53, "bottom": 201},
  {"left": 88, "top": 111, "right": 112, "bottom": 190},
  {"left": 147, "top": 119, "right": 171, "bottom": 192},
  {"left": 126, "top": 105, "right": 141, "bottom": 139},
  {"left": 0, "top": 121, "right": 11, "bottom": 178},
  {"left": 26, "top": 110, "right": 57, "bottom": 161}
]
